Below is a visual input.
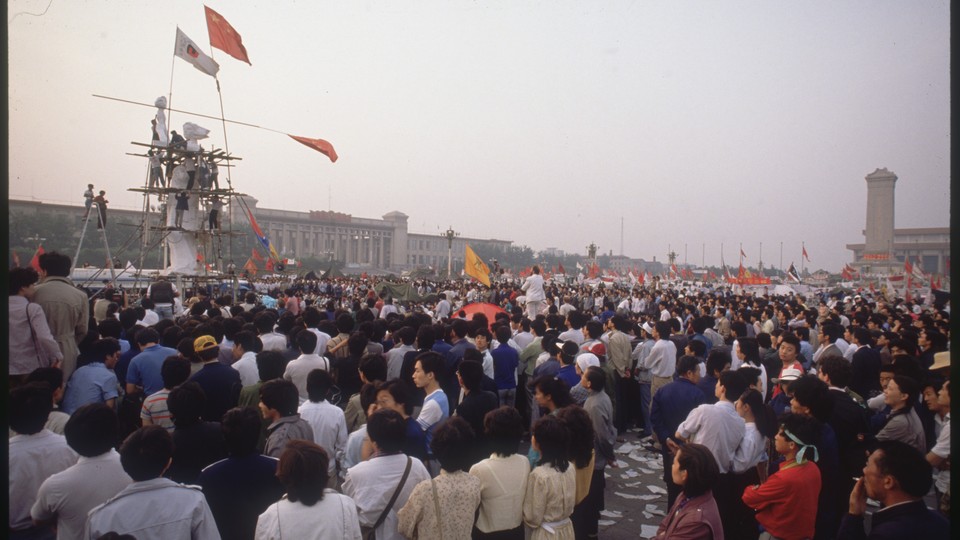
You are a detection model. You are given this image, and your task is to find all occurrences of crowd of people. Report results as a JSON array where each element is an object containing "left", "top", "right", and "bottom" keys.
[{"left": 8, "top": 254, "right": 952, "bottom": 539}]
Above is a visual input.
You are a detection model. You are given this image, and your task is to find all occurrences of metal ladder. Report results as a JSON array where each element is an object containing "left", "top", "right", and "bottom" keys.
[{"left": 72, "top": 206, "right": 117, "bottom": 284}]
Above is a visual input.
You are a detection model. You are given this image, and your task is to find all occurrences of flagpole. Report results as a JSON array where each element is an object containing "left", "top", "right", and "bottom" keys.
[
  {"left": 801, "top": 242, "right": 805, "bottom": 277},
  {"left": 779, "top": 242, "right": 783, "bottom": 279},
  {"left": 163, "top": 31, "right": 178, "bottom": 276},
  {"left": 168, "top": 30, "right": 179, "bottom": 143},
  {"left": 205, "top": 37, "right": 235, "bottom": 270}
]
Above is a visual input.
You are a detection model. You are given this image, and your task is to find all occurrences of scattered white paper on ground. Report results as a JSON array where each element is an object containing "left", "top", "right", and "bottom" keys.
[
  {"left": 639, "top": 494, "right": 660, "bottom": 500},
  {"left": 616, "top": 443, "right": 641, "bottom": 453},
  {"left": 638, "top": 467, "right": 654, "bottom": 474},
  {"left": 600, "top": 510, "right": 623, "bottom": 518},
  {"left": 642, "top": 511, "right": 654, "bottom": 519},
  {"left": 624, "top": 481, "right": 643, "bottom": 487},
  {"left": 621, "top": 469, "right": 639, "bottom": 478},
  {"left": 615, "top": 459, "right": 630, "bottom": 468},
  {"left": 614, "top": 491, "right": 644, "bottom": 499},
  {"left": 640, "top": 524, "right": 660, "bottom": 538},
  {"left": 598, "top": 520, "right": 616, "bottom": 527},
  {"left": 647, "top": 485, "right": 667, "bottom": 494}
]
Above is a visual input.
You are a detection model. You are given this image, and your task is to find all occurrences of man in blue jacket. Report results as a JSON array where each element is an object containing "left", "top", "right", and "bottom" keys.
[{"left": 650, "top": 355, "right": 706, "bottom": 508}]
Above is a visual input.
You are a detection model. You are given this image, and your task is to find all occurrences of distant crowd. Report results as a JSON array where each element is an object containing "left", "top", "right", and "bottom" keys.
[{"left": 9, "top": 254, "right": 951, "bottom": 539}]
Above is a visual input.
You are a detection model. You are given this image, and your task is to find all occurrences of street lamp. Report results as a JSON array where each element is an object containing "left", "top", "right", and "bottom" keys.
[{"left": 440, "top": 226, "right": 459, "bottom": 278}]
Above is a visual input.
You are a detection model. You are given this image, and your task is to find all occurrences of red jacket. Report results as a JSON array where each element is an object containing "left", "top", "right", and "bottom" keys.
[{"left": 742, "top": 460, "right": 821, "bottom": 540}]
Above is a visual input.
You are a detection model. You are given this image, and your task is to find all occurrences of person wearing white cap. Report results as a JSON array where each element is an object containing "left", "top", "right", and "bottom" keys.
[
  {"left": 568, "top": 353, "right": 601, "bottom": 406},
  {"left": 769, "top": 366, "right": 802, "bottom": 417}
]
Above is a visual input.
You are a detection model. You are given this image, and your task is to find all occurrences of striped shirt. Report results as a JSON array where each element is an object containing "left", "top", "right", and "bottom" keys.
[{"left": 141, "top": 389, "right": 174, "bottom": 431}]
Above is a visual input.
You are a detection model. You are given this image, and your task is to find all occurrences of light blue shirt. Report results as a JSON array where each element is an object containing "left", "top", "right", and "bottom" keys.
[
  {"left": 127, "top": 345, "right": 178, "bottom": 396},
  {"left": 62, "top": 362, "right": 119, "bottom": 414}
]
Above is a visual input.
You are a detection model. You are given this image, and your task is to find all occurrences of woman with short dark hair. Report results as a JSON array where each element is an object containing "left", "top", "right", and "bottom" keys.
[
  {"left": 469, "top": 406, "right": 530, "bottom": 539},
  {"left": 522, "top": 415, "right": 576, "bottom": 539},
  {"left": 655, "top": 443, "right": 724, "bottom": 539},
  {"left": 255, "top": 440, "right": 362, "bottom": 539},
  {"left": 398, "top": 417, "right": 482, "bottom": 539}
]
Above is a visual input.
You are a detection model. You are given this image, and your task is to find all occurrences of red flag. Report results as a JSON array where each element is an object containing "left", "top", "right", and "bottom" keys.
[
  {"left": 196, "top": 252, "right": 205, "bottom": 263},
  {"left": 12, "top": 251, "right": 20, "bottom": 268},
  {"left": 289, "top": 135, "right": 338, "bottom": 163},
  {"left": 204, "top": 6, "right": 251, "bottom": 64},
  {"left": 904, "top": 258, "right": 913, "bottom": 276},
  {"left": 251, "top": 249, "right": 264, "bottom": 262},
  {"left": 802, "top": 246, "right": 810, "bottom": 262},
  {"left": 297, "top": 260, "right": 302, "bottom": 268},
  {"left": 558, "top": 263, "right": 565, "bottom": 275},
  {"left": 30, "top": 245, "right": 45, "bottom": 272},
  {"left": 266, "top": 258, "right": 274, "bottom": 271},
  {"left": 243, "top": 258, "right": 258, "bottom": 275}
]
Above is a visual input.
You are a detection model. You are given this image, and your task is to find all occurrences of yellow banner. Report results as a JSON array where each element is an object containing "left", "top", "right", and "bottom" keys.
[{"left": 464, "top": 244, "right": 491, "bottom": 286}]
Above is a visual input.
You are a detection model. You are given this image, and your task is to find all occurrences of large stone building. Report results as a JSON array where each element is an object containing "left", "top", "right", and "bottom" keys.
[
  {"left": 607, "top": 255, "right": 665, "bottom": 276},
  {"left": 240, "top": 197, "right": 512, "bottom": 272},
  {"left": 8, "top": 197, "right": 512, "bottom": 273},
  {"left": 845, "top": 168, "right": 949, "bottom": 276}
]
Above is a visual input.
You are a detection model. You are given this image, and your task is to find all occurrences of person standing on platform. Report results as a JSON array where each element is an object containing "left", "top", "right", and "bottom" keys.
[
  {"left": 184, "top": 154, "right": 197, "bottom": 190},
  {"left": 208, "top": 157, "right": 220, "bottom": 190},
  {"left": 147, "top": 277, "right": 178, "bottom": 321},
  {"left": 83, "top": 184, "right": 94, "bottom": 218},
  {"left": 175, "top": 191, "right": 189, "bottom": 229},
  {"left": 208, "top": 196, "right": 223, "bottom": 230},
  {"left": 521, "top": 266, "right": 546, "bottom": 320},
  {"left": 148, "top": 150, "right": 165, "bottom": 189},
  {"left": 93, "top": 190, "right": 108, "bottom": 229}
]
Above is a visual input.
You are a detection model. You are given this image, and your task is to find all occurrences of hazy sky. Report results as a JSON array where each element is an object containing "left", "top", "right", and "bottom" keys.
[{"left": 8, "top": 1, "right": 950, "bottom": 272}]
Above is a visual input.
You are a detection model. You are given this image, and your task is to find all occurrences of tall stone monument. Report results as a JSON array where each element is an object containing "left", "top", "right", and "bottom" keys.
[{"left": 862, "top": 168, "right": 897, "bottom": 272}]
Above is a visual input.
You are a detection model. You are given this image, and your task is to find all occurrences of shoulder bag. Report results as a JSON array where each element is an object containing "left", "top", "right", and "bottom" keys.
[{"left": 360, "top": 455, "right": 412, "bottom": 540}]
